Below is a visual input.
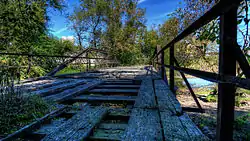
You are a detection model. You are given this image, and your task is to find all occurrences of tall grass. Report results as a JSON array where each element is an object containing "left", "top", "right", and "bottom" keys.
[{"left": 0, "top": 68, "right": 51, "bottom": 137}]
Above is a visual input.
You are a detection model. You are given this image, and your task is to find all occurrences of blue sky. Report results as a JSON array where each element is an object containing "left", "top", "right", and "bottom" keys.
[{"left": 48, "top": 0, "right": 182, "bottom": 39}]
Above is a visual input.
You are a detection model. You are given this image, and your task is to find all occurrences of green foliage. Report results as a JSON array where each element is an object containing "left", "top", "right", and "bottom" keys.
[
  {"left": 34, "top": 35, "right": 79, "bottom": 55},
  {"left": 0, "top": 0, "right": 63, "bottom": 52},
  {"left": 0, "top": 69, "right": 53, "bottom": 137},
  {"left": 205, "top": 94, "right": 217, "bottom": 102},
  {"left": 234, "top": 113, "right": 250, "bottom": 130},
  {"left": 142, "top": 30, "right": 159, "bottom": 58},
  {"left": 0, "top": 77, "right": 52, "bottom": 137},
  {"left": 69, "top": 0, "right": 148, "bottom": 65},
  {"left": 0, "top": 93, "right": 51, "bottom": 136},
  {"left": 0, "top": 0, "right": 75, "bottom": 79},
  {"left": 0, "top": 34, "right": 80, "bottom": 79},
  {"left": 56, "top": 64, "right": 86, "bottom": 75},
  {"left": 233, "top": 113, "right": 250, "bottom": 140}
]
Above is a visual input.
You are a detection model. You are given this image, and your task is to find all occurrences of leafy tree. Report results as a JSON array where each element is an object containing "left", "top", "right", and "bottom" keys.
[
  {"left": 142, "top": 29, "right": 159, "bottom": 59},
  {"left": 69, "top": 0, "right": 147, "bottom": 65},
  {"left": 0, "top": 0, "right": 83, "bottom": 78},
  {"left": 0, "top": 0, "right": 63, "bottom": 52},
  {"left": 69, "top": 0, "right": 107, "bottom": 48}
]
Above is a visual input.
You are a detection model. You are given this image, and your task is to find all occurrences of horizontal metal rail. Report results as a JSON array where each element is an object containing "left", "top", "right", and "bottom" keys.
[{"left": 0, "top": 52, "right": 106, "bottom": 59}]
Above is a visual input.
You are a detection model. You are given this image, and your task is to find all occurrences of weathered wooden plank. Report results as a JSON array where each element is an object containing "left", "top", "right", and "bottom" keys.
[
  {"left": 96, "top": 85, "right": 140, "bottom": 89},
  {"left": 55, "top": 74, "right": 110, "bottom": 79},
  {"left": 20, "top": 76, "right": 51, "bottom": 84},
  {"left": 134, "top": 77, "right": 157, "bottom": 108},
  {"left": 159, "top": 110, "right": 190, "bottom": 141},
  {"left": 72, "top": 95, "right": 136, "bottom": 102},
  {"left": 154, "top": 80, "right": 182, "bottom": 114},
  {"left": 42, "top": 105, "right": 107, "bottom": 141},
  {"left": 89, "top": 128, "right": 124, "bottom": 141},
  {"left": 45, "top": 81, "right": 102, "bottom": 102},
  {"left": 179, "top": 113, "right": 208, "bottom": 141},
  {"left": 105, "top": 79, "right": 141, "bottom": 84},
  {"left": 34, "top": 118, "right": 67, "bottom": 135},
  {"left": 134, "top": 75, "right": 161, "bottom": 80},
  {"left": 2, "top": 106, "right": 69, "bottom": 141},
  {"left": 17, "top": 79, "right": 55, "bottom": 88},
  {"left": 122, "top": 108, "right": 162, "bottom": 141},
  {"left": 104, "top": 79, "right": 135, "bottom": 82},
  {"left": 98, "top": 123, "right": 127, "bottom": 130},
  {"left": 108, "top": 108, "right": 131, "bottom": 117},
  {"left": 2, "top": 79, "right": 56, "bottom": 94},
  {"left": 23, "top": 79, "right": 74, "bottom": 92},
  {"left": 102, "top": 81, "right": 135, "bottom": 85},
  {"left": 88, "top": 88, "right": 138, "bottom": 94},
  {"left": 31, "top": 80, "right": 86, "bottom": 97}
]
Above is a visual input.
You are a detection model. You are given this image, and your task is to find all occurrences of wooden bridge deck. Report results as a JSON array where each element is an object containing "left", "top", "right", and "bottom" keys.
[{"left": 2, "top": 66, "right": 208, "bottom": 141}]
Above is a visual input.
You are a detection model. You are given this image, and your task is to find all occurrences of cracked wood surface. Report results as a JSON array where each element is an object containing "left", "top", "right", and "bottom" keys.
[
  {"left": 3, "top": 66, "right": 209, "bottom": 141},
  {"left": 42, "top": 105, "right": 107, "bottom": 141}
]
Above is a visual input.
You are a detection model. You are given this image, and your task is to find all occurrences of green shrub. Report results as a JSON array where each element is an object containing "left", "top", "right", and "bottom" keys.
[
  {"left": 234, "top": 114, "right": 249, "bottom": 130},
  {"left": 56, "top": 64, "right": 86, "bottom": 75},
  {"left": 205, "top": 94, "right": 217, "bottom": 102},
  {"left": 0, "top": 88, "right": 51, "bottom": 137}
]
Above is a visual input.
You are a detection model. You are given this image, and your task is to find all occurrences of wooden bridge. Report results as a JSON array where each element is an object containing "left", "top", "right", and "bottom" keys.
[
  {"left": 2, "top": 66, "right": 208, "bottom": 141},
  {"left": 1, "top": 0, "right": 250, "bottom": 141}
]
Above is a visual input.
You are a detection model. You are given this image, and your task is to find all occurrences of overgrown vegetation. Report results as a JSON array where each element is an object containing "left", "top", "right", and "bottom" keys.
[
  {"left": 56, "top": 64, "right": 86, "bottom": 75},
  {"left": 0, "top": 0, "right": 81, "bottom": 79},
  {"left": 0, "top": 70, "right": 53, "bottom": 137},
  {"left": 0, "top": 93, "right": 51, "bottom": 137}
]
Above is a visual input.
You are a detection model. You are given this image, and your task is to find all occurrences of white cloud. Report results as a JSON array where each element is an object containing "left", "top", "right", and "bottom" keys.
[
  {"left": 138, "top": 0, "right": 147, "bottom": 4},
  {"left": 55, "top": 27, "right": 68, "bottom": 34},
  {"left": 61, "top": 36, "right": 75, "bottom": 43}
]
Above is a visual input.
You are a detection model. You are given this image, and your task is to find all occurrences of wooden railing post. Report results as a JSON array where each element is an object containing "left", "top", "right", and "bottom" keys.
[
  {"left": 216, "top": 3, "right": 238, "bottom": 141},
  {"left": 157, "top": 45, "right": 161, "bottom": 72},
  {"left": 159, "top": 47, "right": 167, "bottom": 84},
  {"left": 169, "top": 44, "right": 174, "bottom": 93},
  {"left": 157, "top": 46, "right": 166, "bottom": 80},
  {"left": 86, "top": 52, "right": 89, "bottom": 72}
]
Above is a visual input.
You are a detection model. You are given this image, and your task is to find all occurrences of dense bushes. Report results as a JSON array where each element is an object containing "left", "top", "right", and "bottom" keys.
[
  {"left": 0, "top": 70, "right": 53, "bottom": 137},
  {"left": 0, "top": 92, "right": 51, "bottom": 137}
]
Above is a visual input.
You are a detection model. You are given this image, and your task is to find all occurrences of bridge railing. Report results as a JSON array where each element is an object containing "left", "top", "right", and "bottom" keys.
[
  {"left": 0, "top": 48, "right": 118, "bottom": 80},
  {"left": 152, "top": 0, "right": 249, "bottom": 140}
]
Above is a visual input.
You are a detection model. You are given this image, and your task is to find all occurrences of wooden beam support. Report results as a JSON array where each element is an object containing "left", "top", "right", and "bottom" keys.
[
  {"left": 216, "top": 4, "right": 238, "bottom": 141},
  {"left": 174, "top": 57, "right": 203, "bottom": 113},
  {"left": 170, "top": 44, "right": 175, "bottom": 93},
  {"left": 157, "top": 46, "right": 161, "bottom": 72},
  {"left": 233, "top": 44, "right": 250, "bottom": 78},
  {"left": 156, "top": 62, "right": 250, "bottom": 90},
  {"left": 160, "top": 47, "right": 168, "bottom": 84},
  {"left": 154, "top": 0, "right": 243, "bottom": 58}
]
